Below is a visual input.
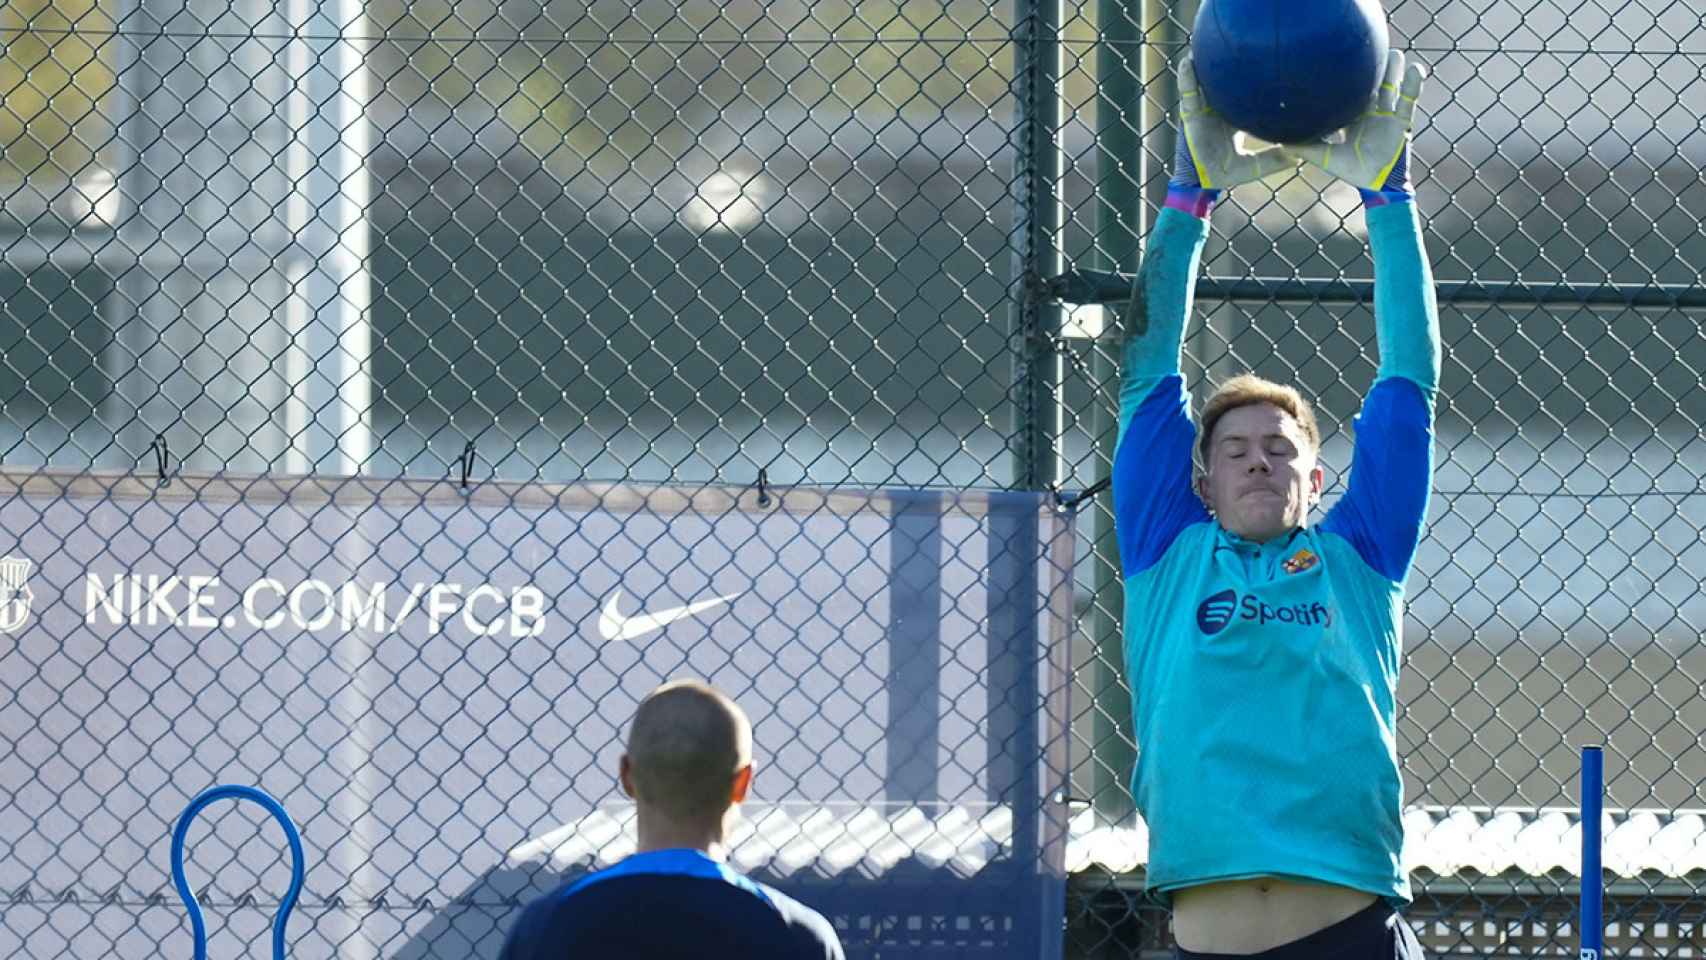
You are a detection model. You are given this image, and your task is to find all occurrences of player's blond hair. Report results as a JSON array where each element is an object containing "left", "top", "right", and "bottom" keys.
[{"left": 1197, "top": 373, "right": 1323, "bottom": 471}]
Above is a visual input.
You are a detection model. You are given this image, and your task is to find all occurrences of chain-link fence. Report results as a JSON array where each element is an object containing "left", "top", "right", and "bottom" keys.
[
  {"left": 1057, "top": 1, "right": 1706, "bottom": 957},
  {"left": 1, "top": 0, "right": 1704, "bottom": 958},
  {"left": 1, "top": 474, "right": 1075, "bottom": 960}
]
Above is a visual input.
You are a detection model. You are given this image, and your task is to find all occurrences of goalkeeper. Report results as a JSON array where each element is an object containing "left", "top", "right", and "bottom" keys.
[{"left": 1114, "top": 51, "right": 1439, "bottom": 958}]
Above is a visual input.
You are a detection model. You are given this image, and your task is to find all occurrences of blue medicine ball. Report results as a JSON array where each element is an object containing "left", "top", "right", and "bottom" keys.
[{"left": 1191, "top": 0, "right": 1390, "bottom": 144}]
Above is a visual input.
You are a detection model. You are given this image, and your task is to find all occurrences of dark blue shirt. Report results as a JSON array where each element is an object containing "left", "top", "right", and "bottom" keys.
[{"left": 498, "top": 848, "right": 844, "bottom": 960}]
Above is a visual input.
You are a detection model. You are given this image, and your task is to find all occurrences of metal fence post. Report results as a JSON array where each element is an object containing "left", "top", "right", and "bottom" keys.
[{"left": 1010, "top": 0, "right": 1065, "bottom": 493}]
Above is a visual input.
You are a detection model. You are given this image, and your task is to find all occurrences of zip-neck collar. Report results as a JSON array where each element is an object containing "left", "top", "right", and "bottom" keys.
[{"left": 1214, "top": 525, "right": 1305, "bottom": 554}]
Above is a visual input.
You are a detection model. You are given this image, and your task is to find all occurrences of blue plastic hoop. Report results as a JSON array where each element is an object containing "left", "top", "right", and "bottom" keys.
[{"left": 170, "top": 785, "right": 306, "bottom": 960}]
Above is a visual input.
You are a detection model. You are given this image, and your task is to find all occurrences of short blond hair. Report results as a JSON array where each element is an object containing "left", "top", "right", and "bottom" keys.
[{"left": 1197, "top": 373, "right": 1322, "bottom": 470}]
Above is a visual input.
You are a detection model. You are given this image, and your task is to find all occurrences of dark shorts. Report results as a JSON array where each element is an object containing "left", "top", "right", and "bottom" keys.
[{"left": 1174, "top": 901, "right": 1426, "bottom": 960}]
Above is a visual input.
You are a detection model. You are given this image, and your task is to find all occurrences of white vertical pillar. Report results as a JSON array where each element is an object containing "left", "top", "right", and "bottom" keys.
[
  {"left": 284, "top": 0, "right": 372, "bottom": 476},
  {"left": 110, "top": 0, "right": 372, "bottom": 478},
  {"left": 108, "top": 7, "right": 380, "bottom": 960}
]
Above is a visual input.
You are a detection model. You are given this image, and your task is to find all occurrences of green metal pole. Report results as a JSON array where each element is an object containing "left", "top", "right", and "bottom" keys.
[
  {"left": 1011, "top": 0, "right": 1064, "bottom": 492},
  {"left": 1088, "top": 0, "right": 1179, "bottom": 822}
]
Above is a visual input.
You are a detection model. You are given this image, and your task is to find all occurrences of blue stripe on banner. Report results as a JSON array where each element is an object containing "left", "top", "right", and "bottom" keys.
[
  {"left": 984, "top": 491, "right": 1039, "bottom": 814},
  {"left": 984, "top": 491, "right": 1050, "bottom": 959},
  {"left": 885, "top": 490, "right": 943, "bottom": 804}
]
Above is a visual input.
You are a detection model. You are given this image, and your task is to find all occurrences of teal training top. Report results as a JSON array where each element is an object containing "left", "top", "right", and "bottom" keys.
[{"left": 1113, "top": 202, "right": 1440, "bottom": 904}]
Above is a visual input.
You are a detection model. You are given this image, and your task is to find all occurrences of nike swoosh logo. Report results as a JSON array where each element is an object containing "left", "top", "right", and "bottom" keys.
[{"left": 597, "top": 589, "right": 743, "bottom": 642}]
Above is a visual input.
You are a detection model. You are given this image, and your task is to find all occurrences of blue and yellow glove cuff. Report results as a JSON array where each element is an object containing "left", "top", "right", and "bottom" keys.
[
  {"left": 1166, "top": 186, "right": 1221, "bottom": 217},
  {"left": 1166, "top": 132, "right": 1221, "bottom": 217},
  {"left": 1360, "top": 139, "right": 1415, "bottom": 207}
]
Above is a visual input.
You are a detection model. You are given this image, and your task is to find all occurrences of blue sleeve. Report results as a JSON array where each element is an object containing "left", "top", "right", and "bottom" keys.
[
  {"left": 1320, "top": 378, "right": 1433, "bottom": 582},
  {"left": 1115, "top": 376, "right": 1210, "bottom": 576},
  {"left": 1113, "top": 208, "right": 1213, "bottom": 577},
  {"left": 1320, "top": 199, "right": 1440, "bottom": 582},
  {"left": 496, "top": 899, "right": 545, "bottom": 960},
  {"left": 763, "top": 886, "right": 847, "bottom": 960}
]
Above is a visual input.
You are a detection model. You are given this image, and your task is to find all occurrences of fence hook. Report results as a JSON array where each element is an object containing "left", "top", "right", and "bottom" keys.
[
  {"left": 459, "top": 441, "right": 477, "bottom": 490},
  {"left": 1055, "top": 476, "right": 1110, "bottom": 512},
  {"left": 150, "top": 434, "right": 170, "bottom": 484}
]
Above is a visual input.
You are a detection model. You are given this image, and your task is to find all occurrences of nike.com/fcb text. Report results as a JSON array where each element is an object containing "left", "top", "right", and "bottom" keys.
[{"left": 83, "top": 573, "right": 547, "bottom": 637}]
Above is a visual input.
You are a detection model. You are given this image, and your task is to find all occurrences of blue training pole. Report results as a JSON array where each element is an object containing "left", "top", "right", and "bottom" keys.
[
  {"left": 170, "top": 785, "right": 306, "bottom": 960},
  {"left": 1580, "top": 746, "right": 1604, "bottom": 960}
]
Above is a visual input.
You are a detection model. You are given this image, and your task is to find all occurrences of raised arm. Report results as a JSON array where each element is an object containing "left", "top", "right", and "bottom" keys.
[
  {"left": 1298, "top": 52, "right": 1441, "bottom": 582},
  {"left": 1112, "top": 206, "right": 1212, "bottom": 579},
  {"left": 1113, "top": 59, "right": 1293, "bottom": 577}
]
